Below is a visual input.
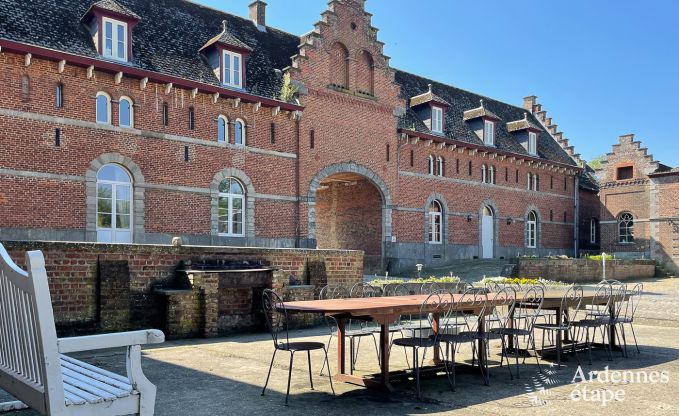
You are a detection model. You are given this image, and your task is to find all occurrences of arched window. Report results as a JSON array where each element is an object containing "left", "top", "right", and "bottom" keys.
[
  {"left": 428, "top": 155, "right": 435, "bottom": 175},
  {"left": 483, "top": 206, "right": 494, "bottom": 217},
  {"left": 96, "top": 92, "right": 111, "bottom": 124},
  {"left": 235, "top": 119, "right": 246, "bottom": 145},
  {"left": 526, "top": 210, "right": 538, "bottom": 248},
  {"left": 218, "top": 178, "right": 245, "bottom": 237},
  {"left": 96, "top": 164, "right": 132, "bottom": 243},
  {"left": 217, "top": 115, "right": 228, "bottom": 142},
  {"left": 437, "top": 156, "right": 444, "bottom": 177},
  {"left": 330, "top": 42, "right": 350, "bottom": 89},
  {"left": 119, "top": 96, "right": 133, "bottom": 128},
  {"left": 590, "top": 218, "right": 598, "bottom": 244},
  {"left": 357, "top": 51, "right": 374, "bottom": 95},
  {"left": 618, "top": 212, "right": 634, "bottom": 243},
  {"left": 428, "top": 200, "right": 443, "bottom": 244},
  {"left": 482, "top": 164, "right": 487, "bottom": 183},
  {"left": 489, "top": 165, "right": 496, "bottom": 184}
]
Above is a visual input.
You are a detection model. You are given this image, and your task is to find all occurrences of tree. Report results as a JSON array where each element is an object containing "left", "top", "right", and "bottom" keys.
[{"left": 588, "top": 154, "right": 606, "bottom": 170}]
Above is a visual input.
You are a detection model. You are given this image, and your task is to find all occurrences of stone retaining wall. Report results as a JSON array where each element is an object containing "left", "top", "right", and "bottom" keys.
[
  {"left": 2, "top": 240, "right": 363, "bottom": 337},
  {"left": 511, "top": 258, "right": 656, "bottom": 282}
]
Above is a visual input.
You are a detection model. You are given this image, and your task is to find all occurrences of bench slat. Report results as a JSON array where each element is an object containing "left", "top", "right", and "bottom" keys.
[
  {"left": 60, "top": 359, "right": 132, "bottom": 391},
  {"left": 61, "top": 367, "right": 130, "bottom": 399},
  {"left": 60, "top": 355, "right": 130, "bottom": 385},
  {"left": 62, "top": 383, "right": 103, "bottom": 404}
]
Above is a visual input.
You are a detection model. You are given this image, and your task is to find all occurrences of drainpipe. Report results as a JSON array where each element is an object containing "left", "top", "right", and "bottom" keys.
[
  {"left": 294, "top": 118, "right": 301, "bottom": 248},
  {"left": 574, "top": 175, "right": 579, "bottom": 257}
]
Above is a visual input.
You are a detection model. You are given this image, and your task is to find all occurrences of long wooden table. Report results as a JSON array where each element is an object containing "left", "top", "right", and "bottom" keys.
[{"left": 282, "top": 288, "right": 615, "bottom": 391}]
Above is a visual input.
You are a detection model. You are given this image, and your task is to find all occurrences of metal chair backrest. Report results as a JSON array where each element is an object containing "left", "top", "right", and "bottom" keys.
[
  {"left": 515, "top": 285, "right": 545, "bottom": 331},
  {"left": 417, "top": 293, "right": 450, "bottom": 339},
  {"left": 384, "top": 283, "right": 411, "bottom": 296},
  {"left": 487, "top": 287, "right": 516, "bottom": 330},
  {"left": 562, "top": 285, "right": 585, "bottom": 327},
  {"left": 350, "top": 282, "right": 380, "bottom": 298},
  {"left": 620, "top": 283, "right": 642, "bottom": 321},
  {"left": 421, "top": 282, "right": 444, "bottom": 295},
  {"left": 457, "top": 289, "right": 489, "bottom": 333},
  {"left": 485, "top": 281, "right": 502, "bottom": 293},
  {"left": 319, "top": 284, "right": 349, "bottom": 300},
  {"left": 262, "top": 289, "right": 289, "bottom": 348},
  {"left": 588, "top": 283, "right": 613, "bottom": 320}
]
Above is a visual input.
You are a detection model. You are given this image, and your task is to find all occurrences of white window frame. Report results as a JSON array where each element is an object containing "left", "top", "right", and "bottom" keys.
[
  {"left": 528, "top": 131, "right": 537, "bottom": 155},
  {"left": 428, "top": 155, "right": 435, "bottom": 175},
  {"left": 431, "top": 106, "right": 443, "bottom": 134},
  {"left": 222, "top": 50, "right": 243, "bottom": 88},
  {"left": 95, "top": 91, "right": 111, "bottom": 124},
  {"left": 483, "top": 120, "right": 495, "bottom": 146},
  {"left": 428, "top": 200, "right": 443, "bottom": 244},
  {"left": 489, "top": 165, "right": 495, "bottom": 184},
  {"left": 590, "top": 218, "right": 597, "bottom": 244},
  {"left": 217, "top": 115, "right": 228, "bottom": 142},
  {"left": 96, "top": 164, "right": 133, "bottom": 243},
  {"left": 482, "top": 164, "right": 487, "bottom": 183},
  {"left": 526, "top": 211, "right": 537, "bottom": 248},
  {"left": 102, "top": 17, "right": 128, "bottom": 62},
  {"left": 234, "top": 118, "right": 246, "bottom": 145},
  {"left": 218, "top": 178, "right": 246, "bottom": 237},
  {"left": 437, "top": 156, "right": 444, "bottom": 177},
  {"left": 527, "top": 172, "right": 533, "bottom": 190},
  {"left": 118, "top": 96, "right": 134, "bottom": 128},
  {"left": 618, "top": 212, "right": 634, "bottom": 244}
]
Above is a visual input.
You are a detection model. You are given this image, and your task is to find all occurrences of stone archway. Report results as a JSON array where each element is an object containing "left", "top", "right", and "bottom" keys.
[{"left": 308, "top": 163, "right": 392, "bottom": 273}]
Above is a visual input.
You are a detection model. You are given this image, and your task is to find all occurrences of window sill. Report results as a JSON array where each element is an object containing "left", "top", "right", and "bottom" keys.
[
  {"left": 217, "top": 234, "right": 246, "bottom": 238},
  {"left": 428, "top": 241, "right": 443, "bottom": 245}
]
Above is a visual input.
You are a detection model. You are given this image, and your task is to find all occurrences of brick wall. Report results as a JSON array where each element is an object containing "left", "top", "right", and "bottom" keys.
[
  {"left": 512, "top": 258, "right": 656, "bottom": 282},
  {"left": 2, "top": 240, "right": 363, "bottom": 336}
]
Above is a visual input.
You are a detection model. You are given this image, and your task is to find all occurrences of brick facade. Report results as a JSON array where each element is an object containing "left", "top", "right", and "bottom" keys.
[{"left": 0, "top": 0, "right": 582, "bottom": 274}]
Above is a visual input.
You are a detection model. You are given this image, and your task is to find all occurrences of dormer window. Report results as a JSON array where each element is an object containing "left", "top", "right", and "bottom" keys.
[
  {"left": 223, "top": 50, "right": 242, "bottom": 88},
  {"left": 483, "top": 120, "right": 495, "bottom": 145},
  {"left": 432, "top": 106, "right": 443, "bottom": 134},
  {"left": 528, "top": 131, "right": 537, "bottom": 155},
  {"left": 103, "top": 17, "right": 128, "bottom": 61}
]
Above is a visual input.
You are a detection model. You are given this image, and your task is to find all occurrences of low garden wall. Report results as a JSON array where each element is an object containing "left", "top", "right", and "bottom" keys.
[
  {"left": 1, "top": 240, "right": 363, "bottom": 338},
  {"left": 510, "top": 257, "right": 656, "bottom": 282}
]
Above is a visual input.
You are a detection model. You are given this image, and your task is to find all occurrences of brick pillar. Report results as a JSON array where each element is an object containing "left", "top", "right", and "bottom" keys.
[
  {"left": 191, "top": 272, "right": 219, "bottom": 338},
  {"left": 98, "top": 260, "right": 131, "bottom": 331}
]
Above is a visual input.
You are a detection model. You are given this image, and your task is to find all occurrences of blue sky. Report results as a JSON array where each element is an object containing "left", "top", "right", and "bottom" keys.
[{"left": 195, "top": 0, "right": 679, "bottom": 166}]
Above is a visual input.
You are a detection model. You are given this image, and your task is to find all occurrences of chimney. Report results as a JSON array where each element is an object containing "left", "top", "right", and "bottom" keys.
[
  {"left": 523, "top": 95, "right": 537, "bottom": 112},
  {"left": 249, "top": 1, "right": 267, "bottom": 30}
]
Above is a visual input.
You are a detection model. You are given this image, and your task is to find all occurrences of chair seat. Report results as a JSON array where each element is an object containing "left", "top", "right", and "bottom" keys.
[
  {"left": 277, "top": 341, "right": 326, "bottom": 351},
  {"left": 534, "top": 323, "right": 569, "bottom": 331},
  {"left": 490, "top": 327, "right": 532, "bottom": 337},
  {"left": 345, "top": 327, "right": 378, "bottom": 337},
  {"left": 459, "top": 331, "right": 502, "bottom": 340},
  {"left": 393, "top": 337, "right": 437, "bottom": 348},
  {"left": 60, "top": 355, "right": 135, "bottom": 406}
]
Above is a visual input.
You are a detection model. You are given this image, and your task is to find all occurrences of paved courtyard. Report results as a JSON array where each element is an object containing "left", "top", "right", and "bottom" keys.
[{"left": 3, "top": 277, "right": 679, "bottom": 415}]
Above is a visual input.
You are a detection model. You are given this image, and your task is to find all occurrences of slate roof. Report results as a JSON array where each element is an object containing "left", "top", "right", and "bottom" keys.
[
  {"left": 0, "top": 0, "right": 300, "bottom": 99},
  {"left": 395, "top": 70, "right": 578, "bottom": 166},
  {"left": 200, "top": 20, "right": 253, "bottom": 52},
  {"left": 87, "top": 0, "right": 140, "bottom": 20},
  {"left": 578, "top": 164, "right": 600, "bottom": 192},
  {"left": 410, "top": 85, "right": 450, "bottom": 107}
]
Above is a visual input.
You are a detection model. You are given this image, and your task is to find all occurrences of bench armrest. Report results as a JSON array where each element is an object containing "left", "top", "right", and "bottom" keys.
[{"left": 57, "top": 329, "right": 165, "bottom": 354}]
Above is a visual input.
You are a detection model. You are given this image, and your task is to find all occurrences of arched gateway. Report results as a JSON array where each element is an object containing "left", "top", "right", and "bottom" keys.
[{"left": 308, "top": 163, "right": 393, "bottom": 273}]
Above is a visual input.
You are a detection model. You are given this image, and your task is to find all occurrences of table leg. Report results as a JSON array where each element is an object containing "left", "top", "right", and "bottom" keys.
[
  {"left": 337, "top": 318, "right": 346, "bottom": 375},
  {"left": 556, "top": 307, "right": 563, "bottom": 366},
  {"left": 477, "top": 314, "right": 486, "bottom": 370},
  {"left": 432, "top": 313, "right": 441, "bottom": 364},
  {"left": 379, "top": 323, "right": 390, "bottom": 386},
  {"left": 609, "top": 303, "right": 617, "bottom": 348}
]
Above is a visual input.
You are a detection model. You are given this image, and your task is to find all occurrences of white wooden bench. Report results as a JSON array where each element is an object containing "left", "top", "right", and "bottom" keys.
[{"left": 0, "top": 243, "right": 164, "bottom": 415}]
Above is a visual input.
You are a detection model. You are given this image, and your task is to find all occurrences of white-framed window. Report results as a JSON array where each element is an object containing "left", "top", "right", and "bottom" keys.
[
  {"left": 95, "top": 92, "right": 111, "bottom": 124},
  {"left": 527, "top": 172, "right": 533, "bottom": 190},
  {"left": 222, "top": 50, "right": 243, "bottom": 88},
  {"left": 428, "top": 200, "right": 443, "bottom": 244},
  {"left": 119, "top": 96, "right": 133, "bottom": 128},
  {"left": 482, "top": 164, "right": 488, "bottom": 183},
  {"left": 528, "top": 131, "right": 537, "bottom": 155},
  {"left": 483, "top": 120, "right": 495, "bottom": 145},
  {"left": 489, "top": 165, "right": 495, "bottom": 184},
  {"left": 235, "top": 119, "right": 246, "bottom": 145},
  {"left": 590, "top": 218, "right": 598, "bottom": 244},
  {"left": 428, "top": 155, "right": 435, "bottom": 175},
  {"left": 431, "top": 106, "right": 443, "bottom": 134},
  {"left": 102, "top": 17, "right": 128, "bottom": 61},
  {"left": 618, "top": 212, "right": 634, "bottom": 243},
  {"left": 437, "top": 156, "right": 444, "bottom": 177},
  {"left": 526, "top": 210, "right": 537, "bottom": 248},
  {"left": 218, "top": 178, "right": 245, "bottom": 237},
  {"left": 534, "top": 174, "right": 539, "bottom": 191},
  {"left": 217, "top": 115, "right": 228, "bottom": 142},
  {"left": 96, "top": 164, "right": 132, "bottom": 243}
]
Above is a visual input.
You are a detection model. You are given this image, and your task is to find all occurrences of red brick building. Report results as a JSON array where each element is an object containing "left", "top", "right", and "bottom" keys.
[
  {"left": 0, "top": 0, "right": 584, "bottom": 273},
  {"left": 596, "top": 134, "right": 679, "bottom": 273}
]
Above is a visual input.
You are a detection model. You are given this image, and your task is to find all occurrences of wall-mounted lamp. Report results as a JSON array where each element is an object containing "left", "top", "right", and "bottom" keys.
[
  {"left": 507, "top": 218, "right": 513, "bottom": 225},
  {"left": 467, "top": 215, "right": 472, "bottom": 222}
]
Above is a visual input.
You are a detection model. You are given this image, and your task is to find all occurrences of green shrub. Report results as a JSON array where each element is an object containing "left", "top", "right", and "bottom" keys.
[
  {"left": 583, "top": 254, "right": 614, "bottom": 261},
  {"left": 368, "top": 276, "right": 461, "bottom": 286},
  {"left": 476, "top": 276, "right": 568, "bottom": 286}
]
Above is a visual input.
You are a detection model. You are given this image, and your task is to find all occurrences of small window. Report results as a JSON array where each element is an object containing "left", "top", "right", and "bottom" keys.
[
  {"left": 590, "top": 218, "right": 598, "bottom": 244},
  {"left": 119, "top": 96, "right": 133, "bottom": 128},
  {"left": 550, "top": 210, "right": 553, "bottom": 221},
  {"left": 270, "top": 123, "right": 276, "bottom": 144},
  {"left": 456, "top": 159, "right": 460, "bottom": 174},
  {"left": 618, "top": 212, "right": 634, "bottom": 243},
  {"left": 310, "top": 129, "right": 315, "bottom": 149},
  {"left": 56, "top": 83, "right": 64, "bottom": 108},
  {"left": 617, "top": 166, "right": 634, "bottom": 180},
  {"left": 95, "top": 92, "right": 111, "bottom": 124},
  {"left": 527, "top": 173, "right": 533, "bottom": 190},
  {"left": 515, "top": 169, "right": 519, "bottom": 183},
  {"left": 489, "top": 166, "right": 496, "bottom": 184},
  {"left": 482, "top": 164, "right": 487, "bottom": 183},
  {"left": 432, "top": 106, "right": 443, "bottom": 134},
  {"left": 102, "top": 17, "right": 128, "bottom": 61},
  {"left": 526, "top": 211, "right": 538, "bottom": 248},
  {"left": 563, "top": 211, "right": 567, "bottom": 222},
  {"left": 535, "top": 174, "right": 539, "bottom": 191},
  {"left": 528, "top": 131, "right": 537, "bottom": 155},
  {"left": 564, "top": 176, "right": 568, "bottom": 191},
  {"left": 550, "top": 175, "right": 553, "bottom": 189},
  {"left": 428, "top": 155, "right": 435, "bottom": 175},
  {"left": 428, "top": 200, "right": 443, "bottom": 244},
  {"left": 217, "top": 115, "right": 228, "bottom": 142},
  {"left": 468, "top": 161, "right": 472, "bottom": 176},
  {"left": 235, "top": 119, "right": 245, "bottom": 145},
  {"left": 188, "top": 107, "right": 195, "bottom": 130},
  {"left": 437, "top": 156, "right": 444, "bottom": 177},
  {"left": 505, "top": 167, "right": 508, "bottom": 182},
  {"left": 223, "top": 50, "right": 243, "bottom": 88},
  {"left": 162, "top": 103, "right": 169, "bottom": 126},
  {"left": 410, "top": 150, "right": 414, "bottom": 167},
  {"left": 483, "top": 120, "right": 495, "bottom": 145},
  {"left": 387, "top": 143, "right": 391, "bottom": 162}
]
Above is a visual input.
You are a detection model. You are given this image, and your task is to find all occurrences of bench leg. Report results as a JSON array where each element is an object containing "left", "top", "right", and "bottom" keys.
[
  {"left": 127, "top": 345, "right": 157, "bottom": 416},
  {"left": 0, "top": 401, "right": 28, "bottom": 412}
]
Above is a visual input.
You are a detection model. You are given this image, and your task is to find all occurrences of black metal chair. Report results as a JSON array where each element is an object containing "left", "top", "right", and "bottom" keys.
[
  {"left": 346, "top": 282, "right": 381, "bottom": 374},
  {"left": 261, "top": 289, "right": 335, "bottom": 406},
  {"left": 491, "top": 285, "right": 544, "bottom": 379},
  {"left": 572, "top": 284, "right": 616, "bottom": 364},
  {"left": 392, "top": 293, "right": 452, "bottom": 399},
  {"left": 534, "top": 285, "right": 584, "bottom": 369},
  {"left": 613, "top": 283, "right": 643, "bottom": 356},
  {"left": 318, "top": 285, "right": 350, "bottom": 376},
  {"left": 438, "top": 290, "right": 480, "bottom": 391}
]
